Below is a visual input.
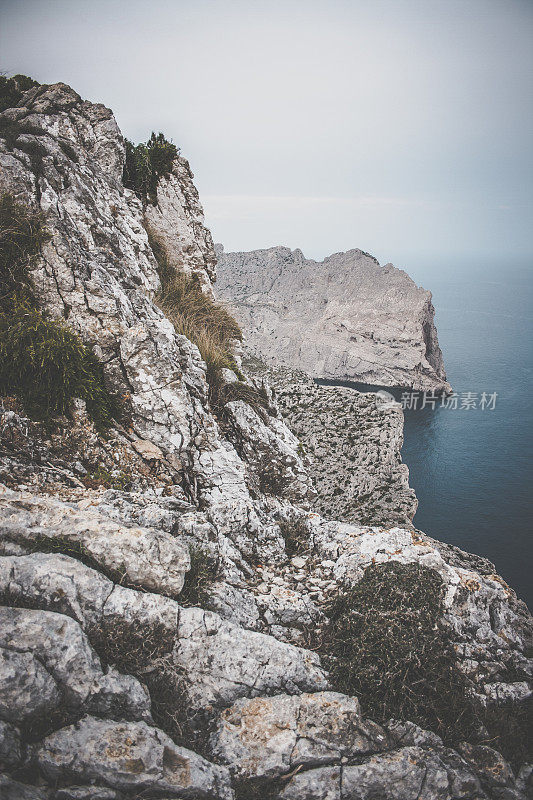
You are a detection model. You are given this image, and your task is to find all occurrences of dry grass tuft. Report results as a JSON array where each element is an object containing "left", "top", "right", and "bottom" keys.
[{"left": 148, "top": 228, "right": 270, "bottom": 417}]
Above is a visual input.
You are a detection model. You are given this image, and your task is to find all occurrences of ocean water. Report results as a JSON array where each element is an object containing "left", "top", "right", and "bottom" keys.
[{"left": 318, "top": 260, "right": 533, "bottom": 609}]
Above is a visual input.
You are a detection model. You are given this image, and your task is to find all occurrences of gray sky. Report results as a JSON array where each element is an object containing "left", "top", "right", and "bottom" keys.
[{"left": 2, "top": 0, "right": 532, "bottom": 267}]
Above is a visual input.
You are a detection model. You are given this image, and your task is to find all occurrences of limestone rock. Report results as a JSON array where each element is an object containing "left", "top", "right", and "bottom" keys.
[
  {"left": 175, "top": 607, "right": 327, "bottom": 709},
  {"left": 244, "top": 357, "right": 417, "bottom": 527},
  {"left": 0, "top": 607, "right": 151, "bottom": 726},
  {"left": 35, "top": 716, "right": 233, "bottom": 799},
  {"left": 0, "top": 78, "right": 530, "bottom": 800},
  {"left": 279, "top": 746, "right": 484, "bottom": 800},
  {"left": 0, "top": 551, "right": 327, "bottom": 713},
  {"left": 210, "top": 692, "right": 389, "bottom": 780},
  {"left": 0, "top": 775, "right": 48, "bottom": 799},
  {"left": 0, "top": 720, "right": 21, "bottom": 769},
  {"left": 0, "top": 484, "right": 190, "bottom": 596},
  {"left": 216, "top": 245, "right": 450, "bottom": 393}
]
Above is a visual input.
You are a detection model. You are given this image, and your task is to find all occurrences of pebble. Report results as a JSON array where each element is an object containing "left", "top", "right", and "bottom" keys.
[{"left": 291, "top": 556, "right": 307, "bottom": 568}]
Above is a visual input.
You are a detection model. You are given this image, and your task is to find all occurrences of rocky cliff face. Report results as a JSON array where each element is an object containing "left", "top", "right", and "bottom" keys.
[
  {"left": 243, "top": 355, "right": 418, "bottom": 528},
  {"left": 216, "top": 245, "right": 451, "bottom": 392},
  {"left": 0, "top": 81, "right": 531, "bottom": 800}
]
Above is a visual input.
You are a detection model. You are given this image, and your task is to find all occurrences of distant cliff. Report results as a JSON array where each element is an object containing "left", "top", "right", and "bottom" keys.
[{"left": 216, "top": 244, "right": 451, "bottom": 393}]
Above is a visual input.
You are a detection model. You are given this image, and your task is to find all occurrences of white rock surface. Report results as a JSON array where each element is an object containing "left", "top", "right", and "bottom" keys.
[
  {"left": 216, "top": 244, "right": 451, "bottom": 392},
  {"left": 0, "top": 484, "right": 190, "bottom": 596},
  {"left": 35, "top": 716, "right": 233, "bottom": 799},
  {"left": 0, "top": 607, "right": 151, "bottom": 725},
  {"left": 210, "top": 692, "right": 389, "bottom": 780}
]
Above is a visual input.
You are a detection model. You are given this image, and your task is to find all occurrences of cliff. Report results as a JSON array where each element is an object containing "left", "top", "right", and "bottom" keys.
[
  {"left": 243, "top": 355, "right": 418, "bottom": 528},
  {"left": 0, "top": 80, "right": 531, "bottom": 800},
  {"left": 216, "top": 244, "right": 451, "bottom": 393}
]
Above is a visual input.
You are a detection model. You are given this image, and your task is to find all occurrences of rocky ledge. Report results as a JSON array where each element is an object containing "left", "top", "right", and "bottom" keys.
[
  {"left": 244, "top": 355, "right": 417, "bottom": 528},
  {"left": 216, "top": 244, "right": 451, "bottom": 393},
  {"left": 0, "top": 78, "right": 531, "bottom": 799}
]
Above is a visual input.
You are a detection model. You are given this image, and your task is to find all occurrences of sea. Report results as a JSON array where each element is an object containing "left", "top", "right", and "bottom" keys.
[{"left": 318, "top": 259, "right": 533, "bottom": 609}]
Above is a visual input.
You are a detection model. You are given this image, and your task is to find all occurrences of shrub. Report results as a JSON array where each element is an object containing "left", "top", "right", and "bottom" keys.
[
  {"left": 0, "top": 74, "right": 39, "bottom": 113},
  {"left": 179, "top": 545, "right": 221, "bottom": 607},
  {"left": 123, "top": 131, "right": 178, "bottom": 204},
  {"left": 0, "top": 192, "right": 49, "bottom": 312},
  {"left": 0, "top": 306, "right": 120, "bottom": 428},
  {"left": 218, "top": 380, "right": 270, "bottom": 421},
  {"left": 158, "top": 271, "right": 242, "bottom": 346},
  {"left": 278, "top": 517, "right": 310, "bottom": 557},
  {"left": 87, "top": 617, "right": 190, "bottom": 743},
  {"left": 0, "top": 193, "right": 120, "bottom": 428},
  {"left": 321, "top": 561, "right": 479, "bottom": 744},
  {"left": 146, "top": 229, "right": 270, "bottom": 417}
]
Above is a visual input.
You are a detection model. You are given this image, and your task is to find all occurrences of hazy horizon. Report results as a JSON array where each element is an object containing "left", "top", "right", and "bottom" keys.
[{"left": 2, "top": 0, "right": 532, "bottom": 269}]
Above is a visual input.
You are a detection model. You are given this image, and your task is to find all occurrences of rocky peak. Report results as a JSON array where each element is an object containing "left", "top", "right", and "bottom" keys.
[{"left": 216, "top": 244, "right": 451, "bottom": 392}]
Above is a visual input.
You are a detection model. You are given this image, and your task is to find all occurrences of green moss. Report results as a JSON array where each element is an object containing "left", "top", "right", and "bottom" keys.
[
  {"left": 83, "top": 465, "right": 131, "bottom": 490},
  {"left": 0, "top": 193, "right": 120, "bottom": 428},
  {"left": 0, "top": 306, "right": 120, "bottom": 428},
  {"left": 123, "top": 132, "right": 178, "bottom": 204},
  {"left": 0, "top": 74, "right": 39, "bottom": 113},
  {"left": 321, "top": 561, "right": 479, "bottom": 744}
]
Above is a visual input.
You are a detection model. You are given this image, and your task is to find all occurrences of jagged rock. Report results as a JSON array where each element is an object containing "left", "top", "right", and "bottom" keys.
[
  {"left": 0, "top": 607, "right": 151, "bottom": 726},
  {"left": 0, "top": 720, "right": 21, "bottom": 769},
  {"left": 0, "top": 80, "right": 308, "bottom": 544},
  {"left": 144, "top": 159, "right": 217, "bottom": 285},
  {"left": 279, "top": 746, "right": 485, "bottom": 800},
  {"left": 384, "top": 719, "right": 443, "bottom": 748},
  {"left": 244, "top": 357, "right": 417, "bottom": 527},
  {"left": 0, "top": 551, "right": 327, "bottom": 712},
  {"left": 0, "top": 79, "right": 530, "bottom": 800},
  {"left": 223, "top": 400, "right": 312, "bottom": 502},
  {"left": 175, "top": 607, "right": 327, "bottom": 709},
  {"left": 55, "top": 788, "right": 119, "bottom": 800},
  {"left": 459, "top": 743, "right": 517, "bottom": 793},
  {"left": 0, "top": 484, "right": 190, "bottom": 596},
  {"left": 34, "top": 716, "right": 233, "bottom": 799},
  {"left": 216, "top": 245, "right": 450, "bottom": 393},
  {"left": 0, "top": 775, "right": 47, "bottom": 799},
  {"left": 210, "top": 692, "right": 389, "bottom": 780},
  {"left": 307, "top": 518, "right": 533, "bottom": 701}
]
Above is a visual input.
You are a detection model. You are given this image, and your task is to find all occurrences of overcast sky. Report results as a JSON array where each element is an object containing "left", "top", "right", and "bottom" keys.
[{"left": 2, "top": 0, "right": 532, "bottom": 267}]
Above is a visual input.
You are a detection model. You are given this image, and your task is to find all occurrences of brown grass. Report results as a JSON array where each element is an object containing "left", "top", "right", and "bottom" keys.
[{"left": 148, "top": 228, "right": 271, "bottom": 417}]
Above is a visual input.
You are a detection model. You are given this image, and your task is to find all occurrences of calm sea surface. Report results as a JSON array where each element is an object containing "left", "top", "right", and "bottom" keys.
[{"left": 318, "top": 260, "right": 533, "bottom": 609}]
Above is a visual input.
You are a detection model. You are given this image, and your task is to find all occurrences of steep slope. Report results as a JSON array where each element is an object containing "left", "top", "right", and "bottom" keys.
[
  {"left": 216, "top": 244, "right": 451, "bottom": 392},
  {"left": 0, "top": 80, "right": 531, "bottom": 800},
  {"left": 244, "top": 355, "right": 418, "bottom": 527}
]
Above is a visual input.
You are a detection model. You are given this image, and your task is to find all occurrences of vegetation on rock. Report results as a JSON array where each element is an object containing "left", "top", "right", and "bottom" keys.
[
  {"left": 0, "top": 74, "right": 39, "bottom": 113},
  {"left": 278, "top": 516, "right": 311, "bottom": 557},
  {"left": 179, "top": 546, "right": 221, "bottom": 607},
  {"left": 0, "top": 193, "right": 119, "bottom": 428},
  {"left": 149, "top": 228, "right": 268, "bottom": 415},
  {"left": 321, "top": 562, "right": 478, "bottom": 743},
  {"left": 123, "top": 131, "right": 178, "bottom": 204}
]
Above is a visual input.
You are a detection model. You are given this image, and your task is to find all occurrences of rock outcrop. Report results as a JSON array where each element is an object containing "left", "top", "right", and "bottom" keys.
[
  {"left": 216, "top": 244, "right": 451, "bottom": 392},
  {"left": 244, "top": 356, "right": 418, "bottom": 527},
  {"left": 0, "top": 80, "right": 530, "bottom": 800}
]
